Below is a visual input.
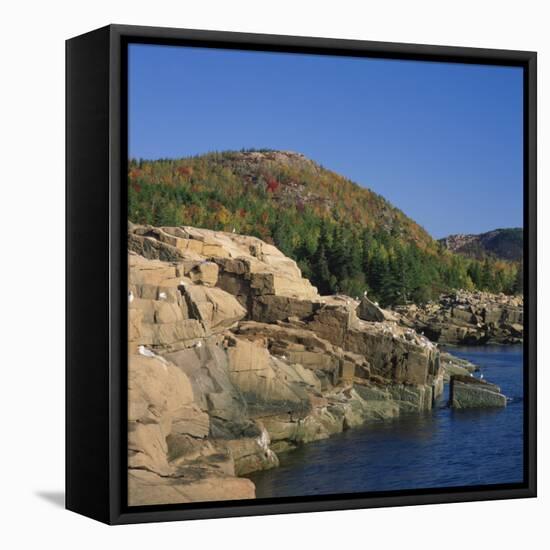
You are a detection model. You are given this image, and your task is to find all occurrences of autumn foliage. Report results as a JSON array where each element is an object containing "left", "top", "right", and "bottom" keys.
[
  {"left": 266, "top": 178, "right": 279, "bottom": 193},
  {"left": 128, "top": 150, "right": 522, "bottom": 305}
]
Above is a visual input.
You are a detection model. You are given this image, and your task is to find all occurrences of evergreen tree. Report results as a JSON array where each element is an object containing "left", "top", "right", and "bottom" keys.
[
  {"left": 311, "top": 221, "right": 334, "bottom": 294},
  {"left": 366, "top": 243, "right": 390, "bottom": 304},
  {"left": 481, "top": 259, "right": 495, "bottom": 291},
  {"left": 468, "top": 262, "right": 482, "bottom": 288},
  {"left": 513, "top": 261, "right": 524, "bottom": 294},
  {"left": 128, "top": 154, "right": 523, "bottom": 306}
]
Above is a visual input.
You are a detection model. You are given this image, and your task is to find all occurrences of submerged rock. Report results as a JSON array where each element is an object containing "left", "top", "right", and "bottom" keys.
[{"left": 450, "top": 374, "right": 507, "bottom": 409}]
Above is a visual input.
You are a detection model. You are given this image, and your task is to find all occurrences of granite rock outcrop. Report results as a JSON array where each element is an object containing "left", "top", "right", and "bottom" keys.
[
  {"left": 127, "top": 224, "right": 504, "bottom": 505},
  {"left": 395, "top": 290, "right": 523, "bottom": 345}
]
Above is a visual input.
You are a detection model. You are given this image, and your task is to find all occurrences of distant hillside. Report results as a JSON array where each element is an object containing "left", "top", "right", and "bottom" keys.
[
  {"left": 128, "top": 150, "right": 521, "bottom": 304},
  {"left": 130, "top": 150, "right": 434, "bottom": 249},
  {"left": 439, "top": 228, "right": 523, "bottom": 262}
]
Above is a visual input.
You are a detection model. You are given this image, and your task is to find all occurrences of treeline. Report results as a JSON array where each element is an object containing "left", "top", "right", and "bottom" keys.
[
  {"left": 302, "top": 221, "right": 521, "bottom": 305},
  {"left": 128, "top": 154, "right": 522, "bottom": 306}
]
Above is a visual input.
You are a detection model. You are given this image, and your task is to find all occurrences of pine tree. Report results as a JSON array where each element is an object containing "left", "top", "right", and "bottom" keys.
[
  {"left": 481, "top": 259, "right": 495, "bottom": 291},
  {"left": 468, "top": 262, "right": 482, "bottom": 288},
  {"left": 367, "top": 243, "right": 390, "bottom": 304},
  {"left": 311, "top": 221, "right": 334, "bottom": 294},
  {"left": 513, "top": 261, "right": 524, "bottom": 294}
]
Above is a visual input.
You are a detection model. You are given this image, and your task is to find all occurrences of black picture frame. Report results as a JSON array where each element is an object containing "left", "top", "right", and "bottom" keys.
[{"left": 66, "top": 24, "right": 537, "bottom": 525}]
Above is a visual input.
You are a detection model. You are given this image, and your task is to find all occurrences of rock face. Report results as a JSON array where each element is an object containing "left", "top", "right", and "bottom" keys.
[
  {"left": 127, "top": 224, "right": 449, "bottom": 505},
  {"left": 450, "top": 375, "right": 507, "bottom": 409},
  {"left": 395, "top": 290, "right": 523, "bottom": 345}
]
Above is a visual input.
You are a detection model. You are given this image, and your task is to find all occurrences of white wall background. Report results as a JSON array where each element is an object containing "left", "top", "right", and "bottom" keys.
[{"left": 1, "top": 0, "right": 546, "bottom": 547}]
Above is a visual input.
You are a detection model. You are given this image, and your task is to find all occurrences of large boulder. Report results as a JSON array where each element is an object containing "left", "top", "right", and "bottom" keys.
[
  {"left": 450, "top": 375, "right": 507, "bottom": 409},
  {"left": 357, "top": 296, "right": 399, "bottom": 323},
  {"left": 189, "top": 261, "right": 219, "bottom": 286},
  {"left": 181, "top": 283, "right": 247, "bottom": 332}
]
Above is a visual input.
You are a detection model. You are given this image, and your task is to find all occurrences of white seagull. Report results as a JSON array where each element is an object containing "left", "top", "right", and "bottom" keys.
[
  {"left": 128, "top": 291, "right": 134, "bottom": 303},
  {"left": 138, "top": 345, "right": 156, "bottom": 358},
  {"left": 158, "top": 291, "right": 167, "bottom": 300}
]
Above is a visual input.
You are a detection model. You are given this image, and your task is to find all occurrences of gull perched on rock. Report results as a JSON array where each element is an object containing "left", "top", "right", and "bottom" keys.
[
  {"left": 128, "top": 291, "right": 134, "bottom": 303},
  {"left": 138, "top": 345, "right": 156, "bottom": 358},
  {"left": 158, "top": 291, "right": 167, "bottom": 300}
]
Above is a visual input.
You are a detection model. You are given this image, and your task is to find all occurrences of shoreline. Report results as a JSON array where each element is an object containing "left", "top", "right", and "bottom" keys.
[
  {"left": 126, "top": 224, "right": 523, "bottom": 505},
  {"left": 395, "top": 290, "right": 523, "bottom": 346},
  {"left": 245, "top": 344, "right": 524, "bottom": 498}
]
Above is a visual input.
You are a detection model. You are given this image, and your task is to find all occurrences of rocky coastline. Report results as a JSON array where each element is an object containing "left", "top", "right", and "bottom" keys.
[
  {"left": 127, "top": 224, "right": 516, "bottom": 506},
  {"left": 395, "top": 290, "right": 523, "bottom": 345}
]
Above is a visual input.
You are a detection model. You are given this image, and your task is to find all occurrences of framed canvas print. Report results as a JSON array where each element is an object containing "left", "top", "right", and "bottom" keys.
[{"left": 66, "top": 24, "right": 537, "bottom": 525}]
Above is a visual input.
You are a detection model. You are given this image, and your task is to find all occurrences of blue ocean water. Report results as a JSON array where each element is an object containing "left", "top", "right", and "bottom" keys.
[{"left": 247, "top": 346, "right": 524, "bottom": 498}]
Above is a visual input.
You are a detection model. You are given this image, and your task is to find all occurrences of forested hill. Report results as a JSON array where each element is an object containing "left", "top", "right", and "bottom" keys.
[
  {"left": 128, "top": 150, "right": 522, "bottom": 305},
  {"left": 439, "top": 228, "right": 523, "bottom": 262}
]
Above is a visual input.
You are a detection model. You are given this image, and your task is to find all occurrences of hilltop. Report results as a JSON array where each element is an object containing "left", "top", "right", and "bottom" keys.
[
  {"left": 439, "top": 228, "right": 523, "bottom": 262},
  {"left": 128, "top": 150, "right": 521, "bottom": 304},
  {"left": 130, "top": 149, "right": 433, "bottom": 246}
]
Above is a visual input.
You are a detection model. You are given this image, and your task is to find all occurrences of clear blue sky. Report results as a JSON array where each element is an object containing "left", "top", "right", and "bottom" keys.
[{"left": 128, "top": 44, "right": 523, "bottom": 239}]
